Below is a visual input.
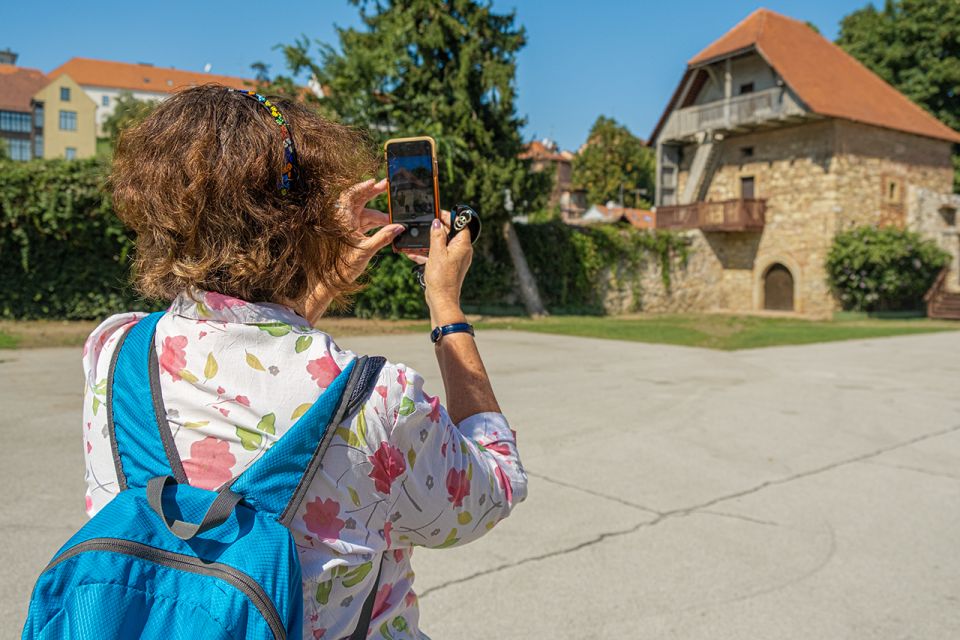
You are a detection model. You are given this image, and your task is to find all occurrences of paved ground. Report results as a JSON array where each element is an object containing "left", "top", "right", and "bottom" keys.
[{"left": 3, "top": 330, "right": 959, "bottom": 638}]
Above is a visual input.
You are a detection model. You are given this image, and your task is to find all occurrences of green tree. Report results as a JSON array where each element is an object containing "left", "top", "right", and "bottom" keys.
[
  {"left": 274, "top": 0, "right": 549, "bottom": 224},
  {"left": 271, "top": 0, "right": 551, "bottom": 314},
  {"left": 102, "top": 92, "right": 159, "bottom": 143},
  {"left": 571, "top": 116, "right": 655, "bottom": 209},
  {"left": 837, "top": 0, "right": 960, "bottom": 191}
]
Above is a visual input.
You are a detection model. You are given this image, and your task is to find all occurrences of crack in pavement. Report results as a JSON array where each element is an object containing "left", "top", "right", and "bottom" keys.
[
  {"left": 526, "top": 470, "right": 664, "bottom": 516},
  {"left": 860, "top": 458, "right": 960, "bottom": 482},
  {"left": 418, "top": 423, "right": 960, "bottom": 600}
]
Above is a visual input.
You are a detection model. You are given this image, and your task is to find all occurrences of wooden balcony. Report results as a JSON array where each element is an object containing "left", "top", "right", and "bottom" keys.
[
  {"left": 658, "top": 87, "right": 808, "bottom": 141},
  {"left": 656, "top": 198, "right": 766, "bottom": 232}
]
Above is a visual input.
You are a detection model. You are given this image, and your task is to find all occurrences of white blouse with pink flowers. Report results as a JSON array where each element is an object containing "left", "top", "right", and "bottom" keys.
[{"left": 81, "top": 289, "right": 527, "bottom": 640}]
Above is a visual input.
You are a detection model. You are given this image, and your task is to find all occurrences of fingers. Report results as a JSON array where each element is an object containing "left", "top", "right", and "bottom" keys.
[
  {"left": 359, "top": 208, "right": 389, "bottom": 232},
  {"left": 359, "top": 223, "right": 404, "bottom": 254},
  {"left": 439, "top": 210, "right": 451, "bottom": 227},
  {"left": 339, "top": 178, "right": 388, "bottom": 213},
  {"left": 401, "top": 252, "right": 428, "bottom": 265},
  {"left": 429, "top": 217, "right": 448, "bottom": 258}
]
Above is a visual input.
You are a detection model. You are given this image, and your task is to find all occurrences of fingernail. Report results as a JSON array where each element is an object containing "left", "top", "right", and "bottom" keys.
[
  {"left": 376, "top": 178, "right": 387, "bottom": 187},
  {"left": 392, "top": 225, "right": 404, "bottom": 235},
  {"left": 432, "top": 219, "right": 442, "bottom": 229}
]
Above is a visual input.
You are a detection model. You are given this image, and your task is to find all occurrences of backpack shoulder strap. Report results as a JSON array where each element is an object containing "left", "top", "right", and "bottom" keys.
[
  {"left": 106, "top": 311, "right": 187, "bottom": 490},
  {"left": 229, "top": 355, "right": 387, "bottom": 524}
]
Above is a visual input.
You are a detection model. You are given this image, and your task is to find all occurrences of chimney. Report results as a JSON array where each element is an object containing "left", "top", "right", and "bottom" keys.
[{"left": 0, "top": 49, "right": 18, "bottom": 65}]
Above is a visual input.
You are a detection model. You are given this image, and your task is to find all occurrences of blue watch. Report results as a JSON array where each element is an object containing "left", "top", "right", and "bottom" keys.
[{"left": 430, "top": 322, "right": 475, "bottom": 344}]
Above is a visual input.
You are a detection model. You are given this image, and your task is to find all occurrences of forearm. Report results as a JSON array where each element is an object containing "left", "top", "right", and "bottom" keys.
[{"left": 432, "top": 304, "right": 501, "bottom": 424}]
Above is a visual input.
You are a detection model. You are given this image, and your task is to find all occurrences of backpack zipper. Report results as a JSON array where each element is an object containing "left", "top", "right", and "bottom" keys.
[{"left": 44, "top": 537, "right": 286, "bottom": 639}]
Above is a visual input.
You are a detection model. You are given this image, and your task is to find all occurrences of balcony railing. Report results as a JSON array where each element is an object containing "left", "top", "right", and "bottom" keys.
[
  {"left": 660, "top": 87, "right": 805, "bottom": 141},
  {"left": 656, "top": 198, "right": 766, "bottom": 232}
]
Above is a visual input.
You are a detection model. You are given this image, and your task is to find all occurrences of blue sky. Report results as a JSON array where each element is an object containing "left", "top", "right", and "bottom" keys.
[{"left": 3, "top": 0, "right": 869, "bottom": 149}]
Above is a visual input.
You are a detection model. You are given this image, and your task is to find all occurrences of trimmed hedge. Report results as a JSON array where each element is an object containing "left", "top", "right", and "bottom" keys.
[
  {"left": 0, "top": 159, "right": 160, "bottom": 319},
  {"left": 1, "top": 160, "right": 688, "bottom": 319},
  {"left": 826, "top": 226, "right": 950, "bottom": 312}
]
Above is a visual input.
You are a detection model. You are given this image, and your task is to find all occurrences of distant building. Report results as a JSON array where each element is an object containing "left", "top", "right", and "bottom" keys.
[
  {"left": 649, "top": 9, "right": 960, "bottom": 316},
  {"left": 0, "top": 52, "right": 96, "bottom": 160},
  {"left": 577, "top": 202, "right": 656, "bottom": 230},
  {"left": 520, "top": 139, "right": 587, "bottom": 218},
  {"left": 48, "top": 58, "right": 256, "bottom": 136}
]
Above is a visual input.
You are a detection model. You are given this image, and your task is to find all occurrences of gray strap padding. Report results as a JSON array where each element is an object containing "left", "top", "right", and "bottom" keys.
[
  {"left": 148, "top": 344, "right": 188, "bottom": 484},
  {"left": 147, "top": 475, "right": 242, "bottom": 541},
  {"left": 279, "top": 356, "right": 386, "bottom": 527},
  {"left": 105, "top": 324, "right": 134, "bottom": 492}
]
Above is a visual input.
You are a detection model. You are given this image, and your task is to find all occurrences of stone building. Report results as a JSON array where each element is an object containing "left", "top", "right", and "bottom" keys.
[
  {"left": 649, "top": 9, "right": 960, "bottom": 316},
  {"left": 519, "top": 139, "right": 587, "bottom": 219}
]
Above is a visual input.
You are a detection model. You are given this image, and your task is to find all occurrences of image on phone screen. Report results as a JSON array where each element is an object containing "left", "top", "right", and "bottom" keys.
[{"left": 387, "top": 140, "right": 437, "bottom": 248}]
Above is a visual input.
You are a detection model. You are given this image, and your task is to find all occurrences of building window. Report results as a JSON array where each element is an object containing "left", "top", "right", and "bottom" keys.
[
  {"left": 59, "top": 110, "right": 77, "bottom": 131},
  {"left": 65, "top": 147, "right": 77, "bottom": 160},
  {"left": 740, "top": 146, "right": 754, "bottom": 159},
  {"left": 739, "top": 82, "right": 754, "bottom": 95},
  {"left": 882, "top": 176, "right": 904, "bottom": 206},
  {"left": 60, "top": 87, "right": 71, "bottom": 101},
  {"left": 4, "top": 137, "right": 31, "bottom": 161},
  {"left": 0, "top": 111, "right": 31, "bottom": 133},
  {"left": 741, "top": 176, "right": 756, "bottom": 199},
  {"left": 940, "top": 206, "right": 957, "bottom": 227},
  {"left": 34, "top": 134, "right": 43, "bottom": 158},
  {"left": 102, "top": 95, "right": 110, "bottom": 107},
  {"left": 34, "top": 104, "right": 44, "bottom": 128}
]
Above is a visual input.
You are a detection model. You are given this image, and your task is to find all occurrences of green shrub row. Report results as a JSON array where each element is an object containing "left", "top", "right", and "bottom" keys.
[
  {"left": 826, "top": 226, "right": 950, "bottom": 312},
  {"left": 0, "top": 159, "right": 161, "bottom": 319}
]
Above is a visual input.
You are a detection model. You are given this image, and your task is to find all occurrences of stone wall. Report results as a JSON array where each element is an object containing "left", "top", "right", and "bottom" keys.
[
  {"left": 832, "top": 121, "right": 954, "bottom": 230},
  {"left": 663, "top": 119, "right": 956, "bottom": 317},
  {"left": 908, "top": 187, "right": 960, "bottom": 293},
  {"left": 674, "top": 120, "right": 839, "bottom": 316}
]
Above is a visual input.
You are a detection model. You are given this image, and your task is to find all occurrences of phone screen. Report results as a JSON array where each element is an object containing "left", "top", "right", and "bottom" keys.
[{"left": 387, "top": 139, "right": 437, "bottom": 249}]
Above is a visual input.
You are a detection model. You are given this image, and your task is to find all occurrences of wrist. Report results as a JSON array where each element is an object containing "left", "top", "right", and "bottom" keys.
[{"left": 428, "top": 301, "right": 466, "bottom": 327}]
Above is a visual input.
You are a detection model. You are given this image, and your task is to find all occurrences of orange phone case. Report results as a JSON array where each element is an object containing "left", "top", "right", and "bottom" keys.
[{"left": 384, "top": 136, "right": 440, "bottom": 255}]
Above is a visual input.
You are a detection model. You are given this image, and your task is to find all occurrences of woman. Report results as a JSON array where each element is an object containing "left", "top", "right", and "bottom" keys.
[{"left": 82, "top": 85, "right": 527, "bottom": 639}]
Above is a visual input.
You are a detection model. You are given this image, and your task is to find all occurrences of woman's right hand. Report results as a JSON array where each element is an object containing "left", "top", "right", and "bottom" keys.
[{"left": 405, "top": 211, "right": 473, "bottom": 326}]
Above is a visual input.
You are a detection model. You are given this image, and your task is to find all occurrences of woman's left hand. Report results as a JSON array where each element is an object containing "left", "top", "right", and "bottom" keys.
[{"left": 303, "top": 178, "right": 403, "bottom": 323}]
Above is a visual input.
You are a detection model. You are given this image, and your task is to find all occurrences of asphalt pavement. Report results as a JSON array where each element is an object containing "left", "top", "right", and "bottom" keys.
[{"left": 2, "top": 329, "right": 959, "bottom": 638}]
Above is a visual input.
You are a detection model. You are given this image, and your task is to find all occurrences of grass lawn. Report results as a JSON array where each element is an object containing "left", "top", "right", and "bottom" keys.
[
  {"left": 474, "top": 313, "right": 960, "bottom": 350},
  {"left": 0, "top": 318, "right": 428, "bottom": 349},
  {"left": 2, "top": 313, "right": 956, "bottom": 351}
]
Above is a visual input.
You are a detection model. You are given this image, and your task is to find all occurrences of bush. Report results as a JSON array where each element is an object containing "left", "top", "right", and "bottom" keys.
[
  {"left": 0, "top": 159, "right": 160, "bottom": 319},
  {"left": 515, "top": 220, "right": 689, "bottom": 314},
  {"left": 826, "top": 226, "right": 950, "bottom": 312}
]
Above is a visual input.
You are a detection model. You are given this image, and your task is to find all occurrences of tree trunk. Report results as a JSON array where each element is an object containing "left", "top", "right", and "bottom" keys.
[{"left": 502, "top": 220, "right": 548, "bottom": 317}]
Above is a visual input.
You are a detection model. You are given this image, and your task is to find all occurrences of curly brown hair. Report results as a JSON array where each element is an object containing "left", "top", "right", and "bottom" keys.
[{"left": 110, "top": 83, "right": 378, "bottom": 307}]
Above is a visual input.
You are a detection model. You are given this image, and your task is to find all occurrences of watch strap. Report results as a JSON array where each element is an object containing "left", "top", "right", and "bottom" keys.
[{"left": 431, "top": 322, "right": 475, "bottom": 344}]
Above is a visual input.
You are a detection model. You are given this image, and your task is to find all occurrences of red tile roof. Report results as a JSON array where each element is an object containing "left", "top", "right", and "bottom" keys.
[
  {"left": 0, "top": 65, "right": 49, "bottom": 112},
  {"left": 520, "top": 139, "right": 571, "bottom": 162},
  {"left": 652, "top": 8, "right": 960, "bottom": 144},
  {"left": 48, "top": 57, "right": 255, "bottom": 94}
]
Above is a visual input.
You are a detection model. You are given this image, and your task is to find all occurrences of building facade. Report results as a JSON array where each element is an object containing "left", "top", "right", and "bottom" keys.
[
  {"left": 32, "top": 73, "right": 97, "bottom": 159},
  {"left": 520, "top": 139, "right": 587, "bottom": 219},
  {"left": 650, "top": 9, "right": 960, "bottom": 316},
  {"left": 48, "top": 58, "right": 257, "bottom": 136},
  {"left": 0, "top": 53, "right": 95, "bottom": 160}
]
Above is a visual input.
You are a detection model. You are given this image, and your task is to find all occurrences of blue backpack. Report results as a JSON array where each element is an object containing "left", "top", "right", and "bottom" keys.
[{"left": 23, "top": 312, "right": 386, "bottom": 639}]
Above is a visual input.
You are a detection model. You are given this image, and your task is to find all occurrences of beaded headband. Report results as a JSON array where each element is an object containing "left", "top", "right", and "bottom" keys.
[{"left": 228, "top": 88, "right": 299, "bottom": 195}]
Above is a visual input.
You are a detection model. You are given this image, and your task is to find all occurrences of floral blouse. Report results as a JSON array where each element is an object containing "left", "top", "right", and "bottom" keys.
[{"left": 81, "top": 290, "right": 527, "bottom": 640}]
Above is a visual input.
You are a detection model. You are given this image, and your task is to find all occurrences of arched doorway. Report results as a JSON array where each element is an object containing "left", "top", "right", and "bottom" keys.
[{"left": 764, "top": 263, "right": 794, "bottom": 311}]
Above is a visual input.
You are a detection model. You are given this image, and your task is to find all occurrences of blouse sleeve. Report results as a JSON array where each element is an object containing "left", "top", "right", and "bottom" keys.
[
  {"left": 81, "top": 312, "right": 146, "bottom": 517},
  {"left": 374, "top": 363, "right": 527, "bottom": 549}
]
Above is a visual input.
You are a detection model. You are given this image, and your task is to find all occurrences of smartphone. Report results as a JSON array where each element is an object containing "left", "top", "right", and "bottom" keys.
[{"left": 385, "top": 136, "right": 440, "bottom": 252}]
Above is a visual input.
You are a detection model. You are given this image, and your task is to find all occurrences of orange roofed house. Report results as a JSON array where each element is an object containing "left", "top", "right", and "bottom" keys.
[
  {"left": 48, "top": 58, "right": 257, "bottom": 136},
  {"left": 650, "top": 9, "right": 960, "bottom": 316}
]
